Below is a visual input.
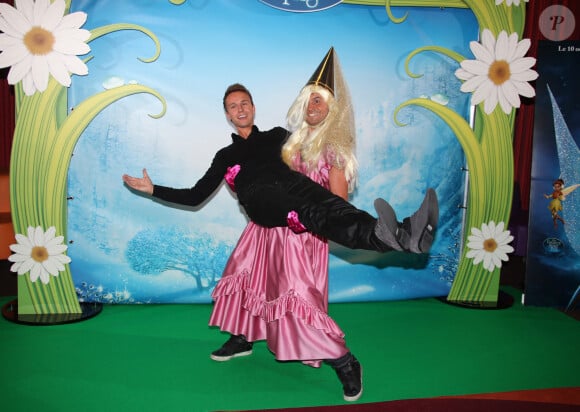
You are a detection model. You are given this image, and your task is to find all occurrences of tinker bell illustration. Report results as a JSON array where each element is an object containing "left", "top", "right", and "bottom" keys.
[{"left": 544, "top": 178, "right": 579, "bottom": 228}]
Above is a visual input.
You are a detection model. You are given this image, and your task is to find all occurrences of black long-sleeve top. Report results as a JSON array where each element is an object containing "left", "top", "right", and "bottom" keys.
[{"left": 152, "top": 125, "right": 290, "bottom": 207}]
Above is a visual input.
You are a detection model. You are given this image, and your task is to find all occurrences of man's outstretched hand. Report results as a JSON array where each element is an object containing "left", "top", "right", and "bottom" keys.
[{"left": 122, "top": 168, "right": 154, "bottom": 195}]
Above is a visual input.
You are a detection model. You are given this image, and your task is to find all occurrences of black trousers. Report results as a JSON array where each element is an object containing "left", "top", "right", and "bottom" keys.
[{"left": 238, "top": 171, "right": 391, "bottom": 252}]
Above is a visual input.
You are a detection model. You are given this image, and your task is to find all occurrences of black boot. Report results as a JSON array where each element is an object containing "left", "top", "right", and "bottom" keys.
[
  {"left": 326, "top": 352, "right": 363, "bottom": 402},
  {"left": 210, "top": 334, "right": 253, "bottom": 362},
  {"left": 398, "top": 188, "right": 439, "bottom": 253},
  {"left": 374, "top": 198, "right": 404, "bottom": 251}
]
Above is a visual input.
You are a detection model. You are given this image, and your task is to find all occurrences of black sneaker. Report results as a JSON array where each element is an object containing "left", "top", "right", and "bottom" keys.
[
  {"left": 210, "top": 334, "right": 253, "bottom": 362},
  {"left": 332, "top": 355, "right": 363, "bottom": 402}
]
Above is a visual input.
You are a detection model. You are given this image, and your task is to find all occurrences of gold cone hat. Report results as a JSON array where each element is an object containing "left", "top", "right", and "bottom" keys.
[{"left": 306, "top": 47, "right": 335, "bottom": 95}]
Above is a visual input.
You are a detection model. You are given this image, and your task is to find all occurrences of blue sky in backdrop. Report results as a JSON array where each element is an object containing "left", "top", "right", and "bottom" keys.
[{"left": 67, "top": 0, "right": 479, "bottom": 303}]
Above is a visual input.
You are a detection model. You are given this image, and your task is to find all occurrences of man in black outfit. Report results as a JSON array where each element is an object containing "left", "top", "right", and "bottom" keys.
[{"left": 122, "top": 84, "right": 438, "bottom": 254}]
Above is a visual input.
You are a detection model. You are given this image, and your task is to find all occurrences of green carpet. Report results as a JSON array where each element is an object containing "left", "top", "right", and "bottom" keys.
[{"left": 0, "top": 289, "right": 578, "bottom": 412}]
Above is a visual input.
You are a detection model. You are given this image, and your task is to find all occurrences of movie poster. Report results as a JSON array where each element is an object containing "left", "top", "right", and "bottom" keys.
[{"left": 525, "top": 40, "right": 580, "bottom": 309}]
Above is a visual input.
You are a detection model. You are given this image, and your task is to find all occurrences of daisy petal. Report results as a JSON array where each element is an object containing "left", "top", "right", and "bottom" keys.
[
  {"left": 470, "top": 41, "right": 494, "bottom": 65},
  {"left": 44, "top": 226, "right": 56, "bottom": 242},
  {"left": 42, "top": 258, "right": 58, "bottom": 275},
  {"left": 31, "top": 55, "right": 50, "bottom": 92},
  {"left": 0, "top": 3, "right": 31, "bottom": 36},
  {"left": 455, "top": 67, "right": 475, "bottom": 81},
  {"left": 512, "top": 79, "right": 537, "bottom": 98},
  {"left": 9, "top": 243, "right": 32, "bottom": 255},
  {"left": 14, "top": 232, "right": 33, "bottom": 248},
  {"left": 10, "top": 261, "right": 22, "bottom": 273},
  {"left": 471, "top": 80, "right": 493, "bottom": 106},
  {"left": 54, "top": 27, "right": 90, "bottom": 43},
  {"left": 29, "top": 265, "right": 42, "bottom": 281},
  {"left": 18, "top": 258, "right": 35, "bottom": 275},
  {"left": 0, "top": 43, "right": 30, "bottom": 69},
  {"left": 33, "top": 0, "right": 51, "bottom": 26},
  {"left": 480, "top": 29, "right": 496, "bottom": 54},
  {"left": 61, "top": 54, "right": 88, "bottom": 76},
  {"left": 46, "top": 51, "right": 71, "bottom": 87},
  {"left": 461, "top": 59, "right": 489, "bottom": 76},
  {"left": 483, "top": 87, "right": 499, "bottom": 114},
  {"left": 14, "top": 0, "right": 34, "bottom": 23},
  {"left": 53, "top": 34, "right": 91, "bottom": 55},
  {"left": 466, "top": 242, "right": 483, "bottom": 250},
  {"left": 483, "top": 253, "right": 494, "bottom": 271},
  {"left": 495, "top": 230, "right": 512, "bottom": 244},
  {"left": 7, "top": 252, "right": 29, "bottom": 262},
  {"left": 45, "top": 233, "right": 65, "bottom": 248},
  {"left": 59, "top": 11, "right": 88, "bottom": 31},
  {"left": 40, "top": 0, "right": 65, "bottom": 32},
  {"left": 466, "top": 249, "right": 480, "bottom": 259},
  {"left": 0, "top": 33, "right": 22, "bottom": 49},
  {"left": 6, "top": 54, "right": 32, "bottom": 84},
  {"left": 510, "top": 57, "right": 536, "bottom": 73},
  {"left": 471, "top": 227, "right": 483, "bottom": 237},
  {"left": 499, "top": 81, "right": 520, "bottom": 111},
  {"left": 495, "top": 31, "right": 510, "bottom": 61},
  {"left": 0, "top": 16, "right": 18, "bottom": 39},
  {"left": 513, "top": 38, "right": 531, "bottom": 60},
  {"left": 499, "top": 244, "right": 515, "bottom": 254},
  {"left": 39, "top": 268, "right": 50, "bottom": 284},
  {"left": 21, "top": 71, "right": 36, "bottom": 95},
  {"left": 504, "top": 32, "right": 519, "bottom": 62},
  {"left": 496, "top": 251, "right": 510, "bottom": 261},
  {"left": 512, "top": 68, "right": 539, "bottom": 83},
  {"left": 461, "top": 76, "right": 488, "bottom": 97},
  {"left": 53, "top": 254, "right": 71, "bottom": 264},
  {"left": 47, "top": 244, "right": 68, "bottom": 255},
  {"left": 32, "top": 226, "right": 44, "bottom": 245},
  {"left": 472, "top": 252, "right": 484, "bottom": 265},
  {"left": 491, "top": 255, "right": 502, "bottom": 270}
]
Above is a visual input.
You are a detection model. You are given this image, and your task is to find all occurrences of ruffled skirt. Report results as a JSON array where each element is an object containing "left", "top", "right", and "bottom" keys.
[{"left": 208, "top": 222, "right": 348, "bottom": 366}]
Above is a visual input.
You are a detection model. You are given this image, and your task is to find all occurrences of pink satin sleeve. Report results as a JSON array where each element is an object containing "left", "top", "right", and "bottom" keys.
[{"left": 224, "top": 164, "right": 241, "bottom": 191}]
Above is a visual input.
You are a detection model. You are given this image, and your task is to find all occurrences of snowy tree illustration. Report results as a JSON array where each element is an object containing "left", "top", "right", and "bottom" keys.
[{"left": 125, "top": 226, "right": 231, "bottom": 290}]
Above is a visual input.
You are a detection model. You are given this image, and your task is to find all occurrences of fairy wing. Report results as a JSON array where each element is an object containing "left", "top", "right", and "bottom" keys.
[{"left": 562, "top": 183, "right": 580, "bottom": 196}]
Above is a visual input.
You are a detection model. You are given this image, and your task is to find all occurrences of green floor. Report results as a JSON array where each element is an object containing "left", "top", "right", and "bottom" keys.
[{"left": 1, "top": 289, "right": 579, "bottom": 412}]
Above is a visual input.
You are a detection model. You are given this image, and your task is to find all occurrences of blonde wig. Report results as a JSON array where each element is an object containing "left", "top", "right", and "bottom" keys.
[{"left": 283, "top": 53, "right": 358, "bottom": 193}]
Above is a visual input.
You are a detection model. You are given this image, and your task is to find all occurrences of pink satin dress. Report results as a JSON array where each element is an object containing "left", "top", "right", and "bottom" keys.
[{"left": 208, "top": 154, "right": 349, "bottom": 366}]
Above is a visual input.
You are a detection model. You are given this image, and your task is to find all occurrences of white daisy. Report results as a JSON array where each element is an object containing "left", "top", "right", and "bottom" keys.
[
  {"left": 455, "top": 29, "right": 538, "bottom": 114},
  {"left": 465, "top": 221, "right": 514, "bottom": 272},
  {"left": 8, "top": 226, "right": 72, "bottom": 284},
  {"left": 0, "top": 0, "right": 90, "bottom": 96},
  {"left": 495, "top": 0, "right": 529, "bottom": 6}
]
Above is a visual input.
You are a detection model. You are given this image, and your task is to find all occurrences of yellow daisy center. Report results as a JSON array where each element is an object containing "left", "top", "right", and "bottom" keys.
[
  {"left": 488, "top": 60, "right": 511, "bottom": 85},
  {"left": 24, "top": 26, "right": 55, "bottom": 56},
  {"left": 483, "top": 238, "right": 498, "bottom": 253},
  {"left": 31, "top": 246, "right": 49, "bottom": 262}
]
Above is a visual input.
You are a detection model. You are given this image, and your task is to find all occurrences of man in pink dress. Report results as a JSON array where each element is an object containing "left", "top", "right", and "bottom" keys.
[{"left": 208, "top": 48, "right": 435, "bottom": 402}]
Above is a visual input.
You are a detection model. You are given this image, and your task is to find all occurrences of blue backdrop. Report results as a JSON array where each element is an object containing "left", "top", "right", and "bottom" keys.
[{"left": 67, "top": 1, "right": 478, "bottom": 304}]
